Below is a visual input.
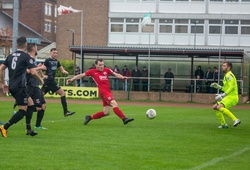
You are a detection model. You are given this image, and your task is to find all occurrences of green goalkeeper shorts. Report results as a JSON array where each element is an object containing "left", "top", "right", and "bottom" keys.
[{"left": 218, "top": 95, "right": 238, "bottom": 109}]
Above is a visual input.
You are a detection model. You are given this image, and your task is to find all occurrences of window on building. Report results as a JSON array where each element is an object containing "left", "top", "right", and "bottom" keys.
[
  {"left": 45, "top": 3, "right": 52, "bottom": 16},
  {"left": 126, "top": 18, "right": 139, "bottom": 32},
  {"left": 191, "top": 20, "right": 204, "bottom": 34},
  {"left": 209, "top": 20, "right": 222, "bottom": 34},
  {"left": 159, "top": 19, "right": 173, "bottom": 33},
  {"left": 175, "top": 19, "right": 188, "bottom": 33},
  {"left": 2, "top": 2, "right": 13, "bottom": 9},
  {"left": 225, "top": 20, "right": 238, "bottom": 34},
  {"left": 44, "top": 20, "right": 51, "bottom": 32},
  {"left": 242, "top": 0, "right": 250, "bottom": 2},
  {"left": 210, "top": 0, "right": 223, "bottom": 1},
  {"left": 241, "top": 20, "right": 250, "bottom": 34},
  {"left": 110, "top": 18, "right": 124, "bottom": 32}
]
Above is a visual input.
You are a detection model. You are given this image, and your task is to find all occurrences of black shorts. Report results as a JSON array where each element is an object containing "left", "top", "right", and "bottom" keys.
[
  {"left": 27, "top": 86, "right": 46, "bottom": 107},
  {"left": 9, "top": 87, "right": 29, "bottom": 106},
  {"left": 41, "top": 81, "right": 61, "bottom": 95}
]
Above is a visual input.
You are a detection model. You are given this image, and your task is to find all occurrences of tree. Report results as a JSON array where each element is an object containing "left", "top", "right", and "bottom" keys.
[{"left": 0, "top": 25, "right": 13, "bottom": 57}]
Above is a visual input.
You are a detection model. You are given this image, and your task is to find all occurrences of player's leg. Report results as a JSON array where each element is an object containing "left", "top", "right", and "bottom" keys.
[
  {"left": 35, "top": 103, "right": 47, "bottom": 129},
  {"left": 25, "top": 97, "right": 38, "bottom": 136},
  {"left": 54, "top": 85, "right": 75, "bottom": 117},
  {"left": 35, "top": 89, "right": 47, "bottom": 129},
  {"left": 83, "top": 100, "right": 109, "bottom": 125},
  {"left": 212, "top": 103, "right": 227, "bottom": 128},
  {"left": 110, "top": 100, "right": 134, "bottom": 125},
  {"left": 1, "top": 88, "right": 28, "bottom": 137},
  {"left": 219, "top": 97, "right": 241, "bottom": 127}
]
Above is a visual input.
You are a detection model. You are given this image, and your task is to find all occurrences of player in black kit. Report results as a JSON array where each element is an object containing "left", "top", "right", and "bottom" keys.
[
  {"left": 0, "top": 37, "right": 44, "bottom": 138},
  {"left": 41, "top": 48, "right": 75, "bottom": 117},
  {"left": 26, "top": 43, "right": 47, "bottom": 130}
]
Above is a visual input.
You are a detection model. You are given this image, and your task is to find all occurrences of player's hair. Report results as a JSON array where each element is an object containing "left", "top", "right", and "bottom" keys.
[
  {"left": 50, "top": 48, "right": 57, "bottom": 52},
  {"left": 16, "top": 36, "right": 27, "bottom": 48},
  {"left": 27, "top": 43, "right": 37, "bottom": 52},
  {"left": 223, "top": 61, "right": 233, "bottom": 70},
  {"left": 95, "top": 58, "right": 103, "bottom": 64}
]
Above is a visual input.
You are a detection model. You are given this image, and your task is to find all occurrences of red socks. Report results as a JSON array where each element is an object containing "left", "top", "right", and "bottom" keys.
[
  {"left": 113, "top": 107, "right": 126, "bottom": 119},
  {"left": 91, "top": 111, "right": 105, "bottom": 119},
  {"left": 91, "top": 107, "right": 126, "bottom": 120}
]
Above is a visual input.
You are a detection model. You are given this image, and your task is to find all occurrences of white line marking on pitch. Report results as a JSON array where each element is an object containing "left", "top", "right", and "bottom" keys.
[{"left": 189, "top": 147, "right": 250, "bottom": 170}]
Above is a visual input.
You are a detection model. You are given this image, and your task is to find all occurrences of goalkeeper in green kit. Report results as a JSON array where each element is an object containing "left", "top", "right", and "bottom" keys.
[{"left": 210, "top": 61, "right": 241, "bottom": 129}]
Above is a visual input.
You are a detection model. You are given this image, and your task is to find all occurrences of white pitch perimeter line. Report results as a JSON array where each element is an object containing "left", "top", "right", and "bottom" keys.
[{"left": 189, "top": 147, "right": 250, "bottom": 170}]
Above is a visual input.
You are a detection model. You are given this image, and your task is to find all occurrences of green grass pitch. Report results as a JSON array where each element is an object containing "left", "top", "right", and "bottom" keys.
[{"left": 0, "top": 100, "right": 249, "bottom": 170}]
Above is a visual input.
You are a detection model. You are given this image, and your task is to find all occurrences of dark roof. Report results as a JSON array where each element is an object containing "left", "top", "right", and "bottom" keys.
[{"left": 70, "top": 46, "right": 244, "bottom": 58}]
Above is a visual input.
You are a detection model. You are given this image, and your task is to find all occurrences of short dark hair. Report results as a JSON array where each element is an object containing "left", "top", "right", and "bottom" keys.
[
  {"left": 16, "top": 36, "right": 27, "bottom": 48},
  {"left": 27, "top": 43, "right": 36, "bottom": 53},
  {"left": 95, "top": 58, "right": 103, "bottom": 64},
  {"left": 50, "top": 48, "right": 57, "bottom": 52},
  {"left": 223, "top": 61, "right": 233, "bottom": 70}
]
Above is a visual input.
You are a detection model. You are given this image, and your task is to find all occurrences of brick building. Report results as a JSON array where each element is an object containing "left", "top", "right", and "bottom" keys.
[
  {"left": 1, "top": 0, "right": 57, "bottom": 43},
  {"left": 56, "top": 0, "right": 109, "bottom": 60}
]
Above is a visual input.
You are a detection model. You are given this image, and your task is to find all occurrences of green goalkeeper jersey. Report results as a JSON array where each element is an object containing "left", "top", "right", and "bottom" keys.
[{"left": 222, "top": 71, "right": 238, "bottom": 96}]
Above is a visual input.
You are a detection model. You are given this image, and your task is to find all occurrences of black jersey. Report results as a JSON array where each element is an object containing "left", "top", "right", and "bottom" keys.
[
  {"left": 44, "top": 57, "right": 61, "bottom": 82},
  {"left": 26, "top": 59, "right": 39, "bottom": 87},
  {"left": 3, "top": 50, "right": 36, "bottom": 89}
]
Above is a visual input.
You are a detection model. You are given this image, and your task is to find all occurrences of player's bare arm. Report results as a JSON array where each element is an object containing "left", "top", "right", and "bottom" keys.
[
  {"left": 39, "top": 69, "right": 47, "bottom": 79},
  {"left": 27, "top": 64, "right": 46, "bottom": 74},
  {"left": 30, "top": 68, "right": 44, "bottom": 85},
  {"left": 114, "top": 72, "right": 128, "bottom": 80},
  {"left": 59, "top": 66, "right": 68, "bottom": 75},
  {"left": 66, "top": 73, "right": 86, "bottom": 85}
]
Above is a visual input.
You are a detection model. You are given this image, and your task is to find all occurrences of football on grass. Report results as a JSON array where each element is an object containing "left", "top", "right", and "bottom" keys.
[{"left": 146, "top": 109, "right": 156, "bottom": 119}]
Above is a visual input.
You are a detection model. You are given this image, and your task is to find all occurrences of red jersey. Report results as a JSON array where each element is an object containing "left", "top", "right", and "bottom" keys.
[{"left": 85, "top": 68, "right": 114, "bottom": 97}]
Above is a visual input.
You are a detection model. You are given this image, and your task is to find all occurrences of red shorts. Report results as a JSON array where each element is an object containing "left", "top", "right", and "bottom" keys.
[{"left": 101, "top": 92, "right": 114, "bottom": 106}]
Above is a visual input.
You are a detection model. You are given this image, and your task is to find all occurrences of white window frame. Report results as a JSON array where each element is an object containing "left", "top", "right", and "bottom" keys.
[
  {"left": 45, "top": 3, "right": 52, "bottom": 16},
  {"left": 44, "top": 20, "right": 52, "bottom": 32},
  {"left": 2, "top": 2, "right": 13, "bottom": 9}
]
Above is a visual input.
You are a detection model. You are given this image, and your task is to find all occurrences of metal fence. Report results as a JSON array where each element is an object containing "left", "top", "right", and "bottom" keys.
[{"left": 54, "top": 76, "right": 245, "bottom": 95}]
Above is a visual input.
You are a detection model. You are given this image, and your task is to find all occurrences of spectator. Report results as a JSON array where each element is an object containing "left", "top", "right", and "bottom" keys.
[
  {"left": 74, "top": 66, "right": 81, "bottom": 87},
  {"left": 205, "top": 67, "right": 213, "bottom": 93},
  {"left": 120, "top": 65, "right": 130, "bottom": 91},
  {"left": 112, "top": 65, "right": 120, "bottom": 90},
  {"left": 163, "top": 68, "right": 174, "bottom": 92},
  {"left": 131, "top": 65, "right": 141, "bottom": 91},
  {"left": 141, "top": 66, "right": 148, "bottom": 92},
  {"left": 194, "top": 66, "right": 204, "bottom": 93}
]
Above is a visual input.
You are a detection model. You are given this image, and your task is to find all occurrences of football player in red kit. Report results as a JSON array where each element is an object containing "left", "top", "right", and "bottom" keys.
[{"left": 67, "top": 58, "right": 134, "bottom": 125}]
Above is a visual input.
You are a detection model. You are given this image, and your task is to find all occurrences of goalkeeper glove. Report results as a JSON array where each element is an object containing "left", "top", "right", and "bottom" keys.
[
  {"left": 210, "top": 83, "right": 222, "bottom": 89},
  {"left": 215, "top": 93, "right": 226, "bottom": 101}
]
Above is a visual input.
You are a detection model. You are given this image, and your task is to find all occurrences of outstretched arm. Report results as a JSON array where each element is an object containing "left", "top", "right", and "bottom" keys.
[
  {"left": 66, "top": 73, "right": 86, "bottom": 85},
  {"left": 114, "top": 72, "right": 128, "bottom": 80}
]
